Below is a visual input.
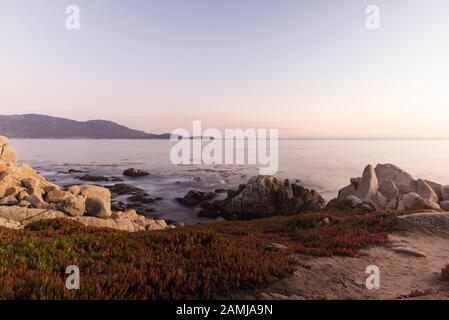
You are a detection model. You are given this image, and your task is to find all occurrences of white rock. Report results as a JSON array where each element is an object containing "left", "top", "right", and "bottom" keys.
[
  {"left": 375, "top": 164, "right": 415, "bottom": 194},
  {"left": 397, "top": 192, "right": 427, "bottom": 211},
  {"left": 425, "top": 180, "right": 443, "bottom": 200},
  {"left": 378, "top": 179, "right": 399, "bottom": 200},
  {"left": 356, "top": 165, "right": 379, "bottom": 201},
  {"left": 415, "top": 179, "right": 439, "bottom": 203}
]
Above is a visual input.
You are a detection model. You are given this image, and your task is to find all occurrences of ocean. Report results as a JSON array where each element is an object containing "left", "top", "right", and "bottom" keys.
[{"left": 11, "top": 139, "right": 449, "bottom": 224}]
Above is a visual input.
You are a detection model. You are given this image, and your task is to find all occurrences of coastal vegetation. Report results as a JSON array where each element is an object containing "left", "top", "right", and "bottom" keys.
[{"left": 0, "top": 209, "right": 398, "bottom": 299}]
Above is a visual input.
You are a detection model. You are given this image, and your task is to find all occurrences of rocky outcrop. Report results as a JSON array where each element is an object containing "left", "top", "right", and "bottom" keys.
[
  {"left": 0, "top": 136, "right": 169, "bottom": 232},
  {"left": 0, "top": 136, "right": 18, "bottom": 164},
  {"left": 175, "top": 190, "right": 217, "bottom": 207},
  {"left": 334, "top": 163, "right": 447, "bottom": 212},
  {"left": 123, "top": 168, "right": 149, "bottom": 177},
  {"left": 199, "top": 175, "right": 325, "bottom": 219}
]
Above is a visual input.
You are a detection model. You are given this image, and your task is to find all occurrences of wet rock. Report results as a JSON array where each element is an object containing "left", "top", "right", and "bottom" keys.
[
  {"left": 76, "top": 175, "right": 109, "bottom": 182},
  {"left": 176, "top": 190, "right": 217, "bottom": 206},
  {"left": 123, "top": 168, "right": 149, "bottom": 177},
  {"left": 200, "top": 176, "right": 325, "bottom": 220},
  {"left": 128, "top": 192, "right": 155, "bottom": 204},
  {"left": 106, "top": 183, "right": 144, "bottom": 195},
  {"left": 76, "top": 175, "right": 123, "bottom": 182}
]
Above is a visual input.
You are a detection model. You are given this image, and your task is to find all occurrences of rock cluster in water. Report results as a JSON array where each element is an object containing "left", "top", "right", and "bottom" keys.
[
  {"left": 198, "top": 175, "right": 325, "bottom": 219},
  {"left": 0, "top": 136, "right": 168, "bottom": 231},
  {"left": 336, "top": 164, "right": 449, "bottom": 212}
]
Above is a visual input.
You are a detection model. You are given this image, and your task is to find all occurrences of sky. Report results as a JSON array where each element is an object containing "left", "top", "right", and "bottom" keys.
[{"left": 1, "top": 0, "right": 449, "bottom": 138}]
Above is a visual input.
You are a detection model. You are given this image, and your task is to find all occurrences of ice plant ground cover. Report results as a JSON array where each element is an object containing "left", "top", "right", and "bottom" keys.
[{"left": 0, "top": 210, "right": 401, "bottom": 299}]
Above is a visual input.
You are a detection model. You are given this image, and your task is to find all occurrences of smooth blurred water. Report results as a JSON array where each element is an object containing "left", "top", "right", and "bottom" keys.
[{"left": 11, "top": 139, "right": 449, "bottom": 224}]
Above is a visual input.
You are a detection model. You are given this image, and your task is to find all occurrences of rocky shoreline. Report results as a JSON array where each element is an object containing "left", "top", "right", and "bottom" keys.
[
  {"left": 0, "top": 136, "right": 168, "bottom": 231},
  {"left": 1, "top": 136, "right": 449, "bottom": 231}
]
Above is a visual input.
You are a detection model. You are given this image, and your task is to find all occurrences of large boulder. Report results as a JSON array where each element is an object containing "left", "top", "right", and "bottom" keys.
[
  {"left": 378, "top": 179, "right": 399, "bottom": 200},
  {"left": 415, "top": 179, "right": 439, "bottom": 203},
  {"left": 334, "top": 163, "right": 444, "bottom": 212},
  {"left": 60, "top": 195, "right": 86, "bottom": 217},
  {"left": 356, "top": 165, "right": 379, "bottom": 201},
  {"left": 374, "top": 164, "right": 415, "bottom": 194},
  {"left": 200, "top": 175, "right": 325, "bottom": 219},
  {"left": 397, "top": 193, "right": 425, "bottom": 211},
  {"left": 396, "top": 192, "right": 441, "bottom": 212},
  {"left": 85, "top": 197, "right": 111, "bottom": 219},
  {"left": 76, "top": 185, "right": 112, "bottom": 218}
]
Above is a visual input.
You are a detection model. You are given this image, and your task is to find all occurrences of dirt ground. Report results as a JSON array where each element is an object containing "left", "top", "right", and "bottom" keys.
[{"left": 236, "top": 212, "right": 449, "bottom": 300}]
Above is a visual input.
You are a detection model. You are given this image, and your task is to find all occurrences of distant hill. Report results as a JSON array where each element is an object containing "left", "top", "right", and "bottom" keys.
[{"left": 0, "top": 114, "right": 171, "bottom": 139}]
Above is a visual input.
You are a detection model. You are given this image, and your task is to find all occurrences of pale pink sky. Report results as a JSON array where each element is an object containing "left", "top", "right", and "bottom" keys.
[{"left": 1, "top": 0, "right": 449, "bottom": 138}]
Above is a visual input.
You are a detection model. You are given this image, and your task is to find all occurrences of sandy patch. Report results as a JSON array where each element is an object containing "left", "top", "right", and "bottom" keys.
[{"left": 236, "top": 212, "right": 449, "bottom": 300}]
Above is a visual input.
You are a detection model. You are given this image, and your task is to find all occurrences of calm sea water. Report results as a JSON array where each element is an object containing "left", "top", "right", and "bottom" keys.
[{"left": 11, "top": 139, "right": 449, "bottom": 224}]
